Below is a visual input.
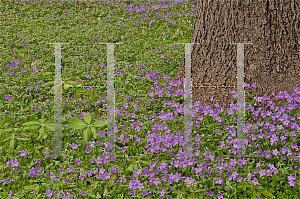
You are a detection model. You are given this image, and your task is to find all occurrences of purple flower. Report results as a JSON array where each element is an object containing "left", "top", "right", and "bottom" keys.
[
  {"left": 35, "top": 159, "right": 41, "bottom": 164},
  {"left": 142, "top": 191, "right": 148, "bottom": 196},
  {"left": 214, "top": 177, "right": 223, "bottom": 185},
  {"left": 4, "top": 95, "right": 12, "bottom": 102},
  {"left": 1, "top": 179, "right": 9, "bottom": 185},
  {"left": 288, "top": 180, "right": 295, "bottom": 187},
  {"left": 67, "top": 166, "right": 75, "bottom": 173},
  {"left": 97, "top": 97, "right": 106, "bottom": 103},
  {"left": 252, "top": 177, "right": 259, "bottom": 185},
  {"left": 45, "top": 189, "right": 53, "bottom": 198},
  {"left": 185, "top": 176, "right": 195, "bottom": 185},
  {"left": 79, "top": 192, "right": 85, "bottom": 196},
  {"left": 18, "top": 150, "right": 27, "bottom": 157},
  {"left": 206, "top": 192, "right": 213, "bottom": 197},
  {"left": 129, "top": 191, "right": 135, "bottom": 196},
  {"left": 288, "top": 174, "right": 296, "bottom": 181},
  {"left": 69, "top": 143, "right": 78, "bottom": 149},
  {"left": 217, "top": 191, "right": 223, "bottom": 199},
  {"left": 75, "top": 160, "right": 82, "bottom": 165},
  {"left": 10, "top": 159, "right": 19, "bottom": 167},
  {"left": 160, "top": 189, "right": 166, "bottom": 197}
]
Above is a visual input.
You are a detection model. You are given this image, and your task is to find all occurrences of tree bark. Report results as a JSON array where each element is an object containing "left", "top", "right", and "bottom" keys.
[{"left": 172, "top": 0, "right": 300, "bottom": 118}]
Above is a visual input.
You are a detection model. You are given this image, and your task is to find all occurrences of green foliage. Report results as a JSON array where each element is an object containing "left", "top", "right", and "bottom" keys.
[
  {"left": 69, "top": 113, "right": 107, "bottom": 142},
  {"left": 42, "top": 76, "right": 82, "bottom": 95},
  {"left": 1, "top": 1, "right": 299, "bottom": 199},
  {"left": 22, "top": 118, "right": 54, "bottom": 141},
  {"left": 0, "top": 125, "right": 31, "bottom": 156}
]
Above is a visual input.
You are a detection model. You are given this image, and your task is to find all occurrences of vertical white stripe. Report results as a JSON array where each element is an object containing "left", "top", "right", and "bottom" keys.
[
  {"left": 236, "top": 43, "right": 246, "bottom": 158},
  {"left": 54, "top": 43, "right": 62, "bottom": 159},
  {"left": 184, "top": 43, "right": 193, "bottom": 158},
  {"left": 107, "top": 44, "right": 115, "bottom": 158}
]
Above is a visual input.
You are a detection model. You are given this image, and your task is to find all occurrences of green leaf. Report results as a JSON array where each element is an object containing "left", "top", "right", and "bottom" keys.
[
  {"left": 35, "top": 145, "right": 44, "bottom": 150},
  {"left": 70, "top": 118, "right": 88, "bottom": 129},
  {"left": 64, "top": 81, "right": 82, "bottom": 86},
  {"left": 15, "top": 137, "right": 31, "bottom": 142},
  {"left": 47, "top": 89, "right": 54, "bottom": 95},
  {"left": 2, "top": 127, "right": 22, "bottom": 133},
  {"left": 44, "top": 123, "right": 54, "bottom": 131},
  {"left": 65, "top": 76, "right": 78, "bottom": 81},
  {"left": 9, "top": 135, "right": 16, "bottom": 154},
  {"left": 45, "top": 120, "right": 54, "bottom": 124},
  {"left": 124, "top": 162, "right": 136, "bottom": 173},
  {"left": 83, "top": 127, "right": 91, "bottom": 142},
  {"left": 22, "top": 184, "right": 39, "bottom": 192},
  {"left": 42, "top": 81, "right": 54, "bottom": 87},
  {"left": 23, "top": 126, "right": 40, "bottom": 131},
  {"left": 0, "top": 136, "right": 12, "bottom": 146},
  {"left": 262, "top": 189, "right": 273, "bottom": 197},
  {"left": 42, "top": 131, "right": 48, "bottom": 140},
  {"left": 139, "top": 160, "right": 151, "bottom": 167},
  {"left": 107, "top": 175, "right": 116, "bottom": 187},
  {"left": 22, "top": 121, "right": 41, "bottom": 126},
  {"left": 91, "top": 127, "right": 97, "bottom": 139},
  {"left": 83, "top": 113, "right": 91, "bottom": 125},
  {"left": 38, "top": 127, "right": 46, "bottom": 141},
  {"left": 42, "top": 72, "right": 52, "bottom": 76},
  {"left": 237, "top": 181, "right": 249, "bottom": 189},
  {"left": 92, "top": 120, "right": 107, "bottom": 128}
]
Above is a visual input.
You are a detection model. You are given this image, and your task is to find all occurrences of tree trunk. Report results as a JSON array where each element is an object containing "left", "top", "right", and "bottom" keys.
[{"left": 172, "top": 0, "right": 300, "bottom": 118}]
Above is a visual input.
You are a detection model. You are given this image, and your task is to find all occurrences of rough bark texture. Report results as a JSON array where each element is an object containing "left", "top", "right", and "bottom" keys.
[{"left": 172, "top": 0, "right": 300, "bottom": 118}]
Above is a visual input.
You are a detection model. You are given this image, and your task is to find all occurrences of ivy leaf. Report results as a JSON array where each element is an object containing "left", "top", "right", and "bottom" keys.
[{"left": 83, "top": 113, "right": 91, "bottom": 125}]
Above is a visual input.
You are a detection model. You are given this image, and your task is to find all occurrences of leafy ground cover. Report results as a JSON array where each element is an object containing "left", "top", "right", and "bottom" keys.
[{"left": 0, "top": 0, "right": 299, "bottom": 198}]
